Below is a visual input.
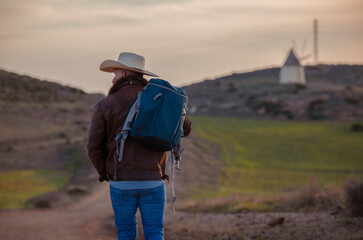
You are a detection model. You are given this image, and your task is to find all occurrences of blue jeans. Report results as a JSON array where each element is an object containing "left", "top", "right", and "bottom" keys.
[{"left": 109, "top": 184, "right": 166, "bottom": 240}]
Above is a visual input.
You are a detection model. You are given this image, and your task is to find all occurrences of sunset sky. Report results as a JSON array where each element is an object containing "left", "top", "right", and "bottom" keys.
[{"left": 0, "top": 0, "right": 362, "bottom": 94}]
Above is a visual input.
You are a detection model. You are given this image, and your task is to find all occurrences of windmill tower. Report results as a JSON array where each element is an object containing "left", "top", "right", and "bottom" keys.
[{"left": 279, "top": 48, "right": 306, "bottom": 85}]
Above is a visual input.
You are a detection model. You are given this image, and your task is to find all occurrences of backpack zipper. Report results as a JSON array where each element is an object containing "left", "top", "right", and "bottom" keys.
[{"left": 147, "top": 83, "right": 187, "bottom": 99}]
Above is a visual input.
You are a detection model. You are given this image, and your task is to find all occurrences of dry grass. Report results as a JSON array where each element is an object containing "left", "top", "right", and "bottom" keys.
[
  {"left": 181, "top": 174, "right": 347, "bottom": 213},
  {"left": 180, "top": 194, "right": 276, "bottom": 213},
  {"left": 281, "top": 174, "right": 341, "bottom": 211}
]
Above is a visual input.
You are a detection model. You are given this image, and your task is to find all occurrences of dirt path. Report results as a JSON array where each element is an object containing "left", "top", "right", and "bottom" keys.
[
  {"left": 0, "top": 183, "right": 114, "bottom": 240},
  {"left": 1, "top": 182, "right": 362, "bottom": 240},
  {"left": 162, "top": 210, "right": 363, "bottom": 240}
]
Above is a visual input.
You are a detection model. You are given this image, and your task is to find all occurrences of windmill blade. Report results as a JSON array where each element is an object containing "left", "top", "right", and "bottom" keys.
[
  {"left": 299, "top": 54, "right": 311, "bottom": 61},
  {"left": 291, "top": 38, "right": 297, "bottom": 54},
  {"left": 301, "top": 38, "right": 307, "bottom": 56}
]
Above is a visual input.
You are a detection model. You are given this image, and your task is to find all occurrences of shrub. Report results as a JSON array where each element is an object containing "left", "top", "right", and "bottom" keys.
[
  {"left": 282, "top": 174, "right": 334, "bottom": 210},
  {"left": 228, "top": 82, "right": 237, "bottom": 92},
  {"left": 307, "top": 99, "right": 326, "bottom": 120},
  {"left": 58, "top": 132, "right": 67, "bottom": 138},
  {"left": 38, "top": 94, "right": 50, "bottom": 102},
  {"left": 345, "top": 97, "right": 360, "bottom": 105},
  {"left": 75, "top": 107, "right": 84, "bottom": 115},
  {"left": 213, "top": 81, "right": 221, "bottom": 87},
  {"left": 344, "top": 178, "right": 363, "bottom": 217},
  {"left": 294, "top": 174, "right": 322, "bottom": 207},
  {"left": 292, "top": 83, "right": 306, "bottom": 94},
  {"left": 259, "top": 100, "right": 282, "bottom": 115},
  {"left": 351, "top": 123, "right": 363, "bottom": 132}
]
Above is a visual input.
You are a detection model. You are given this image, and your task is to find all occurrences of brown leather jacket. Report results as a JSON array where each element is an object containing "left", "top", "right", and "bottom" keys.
[{"left": 87, "top": 76, "right": 192, "bottom": 182}]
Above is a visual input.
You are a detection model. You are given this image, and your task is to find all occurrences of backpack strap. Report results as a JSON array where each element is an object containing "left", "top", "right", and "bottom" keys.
[
  {"left": 114, "top": 92, "right": 142, "bottom": 162},
  {"left": 173, "top": 143, "right": 183, "bottom": 170},
  {"left": 169, "top": 143, "right": 183, "bottom": 213},
  {"left": 169, "top": 151, "right": 176, "bottom": 212}
]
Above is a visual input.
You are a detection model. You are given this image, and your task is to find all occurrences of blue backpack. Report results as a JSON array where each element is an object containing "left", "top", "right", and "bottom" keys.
[
  {"left": 114, "top": 78, "right": 188, "bottom": 211},
  {"left": 114, "top": 78, "right": 188, "bottom": 157},
  {"left": 130, "top": 79, "right": 188, "bottom": 151}
]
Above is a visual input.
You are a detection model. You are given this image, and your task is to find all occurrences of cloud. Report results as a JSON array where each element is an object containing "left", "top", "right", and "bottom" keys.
[
  {"left": 83, "top": 0, "right": 200, "bottom": 6},
  {"left": 0, "top": 0, "right": 362, "bottom": 93}
]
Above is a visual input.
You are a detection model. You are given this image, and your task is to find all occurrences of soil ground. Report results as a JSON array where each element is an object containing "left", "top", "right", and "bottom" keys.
[
  {"left": 1, "top": 135, "right": 362, "bottom": 240},
  {"left": 1, "top": 182, "right": 362, "bottom": 240}
]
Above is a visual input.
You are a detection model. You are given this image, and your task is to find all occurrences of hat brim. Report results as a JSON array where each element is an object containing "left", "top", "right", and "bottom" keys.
[{"left": 100, "top": 60, "right": 159, "bottom": 77}]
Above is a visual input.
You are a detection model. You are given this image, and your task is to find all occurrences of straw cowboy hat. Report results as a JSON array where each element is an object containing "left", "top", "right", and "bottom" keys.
[{"left": 100, "top": 52, "right": 159, "bottom": 77}]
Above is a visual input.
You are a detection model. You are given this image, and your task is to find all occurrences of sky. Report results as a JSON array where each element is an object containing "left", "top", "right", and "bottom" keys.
[{"left": 0, "top": 0, "right": 362, "bottom": 94}]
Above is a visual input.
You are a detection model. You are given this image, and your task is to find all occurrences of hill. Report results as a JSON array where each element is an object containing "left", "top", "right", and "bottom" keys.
[
  {"left": 0, "top": 69, "right": 103, "bottom": 148},
  {"left": 0, "top": 69, "right": 104, "bottom": 209},
  {"left": 183, "top": 64, "right": 363, "bottom": 121}
]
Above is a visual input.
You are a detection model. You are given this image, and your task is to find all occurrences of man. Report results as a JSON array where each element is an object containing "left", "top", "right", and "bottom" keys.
[{"left": 87, "top": 52, "right": 192, "bottom": 240}]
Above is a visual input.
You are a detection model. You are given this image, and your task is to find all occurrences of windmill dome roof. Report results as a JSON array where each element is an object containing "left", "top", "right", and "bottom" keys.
[{"left": 283, "top": 49, "right": 301, "bottom": 67}]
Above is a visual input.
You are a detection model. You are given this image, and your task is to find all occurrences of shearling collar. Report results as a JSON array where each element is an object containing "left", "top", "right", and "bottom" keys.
[{"left": 108, "top": 75, "right": 148, "bottom": 95}]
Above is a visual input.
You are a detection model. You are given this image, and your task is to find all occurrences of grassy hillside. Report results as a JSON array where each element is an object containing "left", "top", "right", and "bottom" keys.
[
  {"left": 189, "top": 116, "right": 363, "bottom": 200},
  {"left": 0, "top": 144, "right": 90, "bottom": 210},
  {"left": 0, "top": 69, "right": 102, "bottom": 210},
  {"left": 0, "top": 169, "right": 68, "bottom": 209},
  {"left": 0, "top": 69, "right": 103, "bottom": 144}
]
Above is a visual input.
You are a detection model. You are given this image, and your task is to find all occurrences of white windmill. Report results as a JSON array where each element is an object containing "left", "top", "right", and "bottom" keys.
[{"left": 279, "top": 37, "right": 312, "bottom": 85}]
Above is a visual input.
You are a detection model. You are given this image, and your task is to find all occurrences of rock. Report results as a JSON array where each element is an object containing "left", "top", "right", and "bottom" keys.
[
  {"left": 5, "top": 145, "right": 13, "bottom": 152},
  {"left": 268, "top": 217, "right": 285, "bottom": 227},
  {"left": 67, "top": 185, "right": 89, "bottom": 195},
  {"left": 330, "top": 204, "right": 344, "bottom": 216},
  {"left": 240, "top": 207, "right": 250, "bottom": 214},
  {"left": 34, "top": 199, "right": 51, "bottom": 209}
]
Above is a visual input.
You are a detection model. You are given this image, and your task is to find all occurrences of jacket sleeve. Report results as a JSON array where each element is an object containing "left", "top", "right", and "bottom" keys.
[
  {"left": 183, "top": 116, "right": 192, "bottom": 137},
  {"left": 87, "top": 100, "right": 107, "bottom": 182}
]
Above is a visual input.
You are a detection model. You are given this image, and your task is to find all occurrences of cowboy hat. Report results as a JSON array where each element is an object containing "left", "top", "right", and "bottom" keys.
[{"left": 100, "top": 52, "right": 159, "bottom": 77}]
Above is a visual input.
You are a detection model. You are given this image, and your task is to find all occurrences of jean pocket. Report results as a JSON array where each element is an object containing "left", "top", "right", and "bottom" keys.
[
  {"left": 144, "top": 186, "right": 166, "bottom": 202},
  {"left": 110, "top": 187, "right": 130, "bottom": 206}
]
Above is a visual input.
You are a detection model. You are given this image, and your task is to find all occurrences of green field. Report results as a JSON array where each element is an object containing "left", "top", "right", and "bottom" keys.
[
  {"left": 0, "top": 145, "right": 86, "bottom": 210},
  {"left": 0, "top": 169, "right": 68, "bottom": 209},
  {"left": 190, "top": 116, "right": 363, "bottom": 198}
]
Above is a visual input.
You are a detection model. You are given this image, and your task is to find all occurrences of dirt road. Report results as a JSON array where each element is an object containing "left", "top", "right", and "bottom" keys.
[
  {"left": 1, "top": 182, "right": 362, "bottom": 240},
  {"left": 0, "top": 183, "right": 114, "bottom": 240}
]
